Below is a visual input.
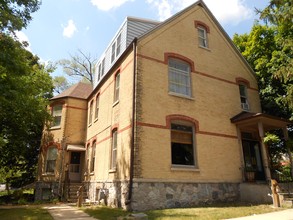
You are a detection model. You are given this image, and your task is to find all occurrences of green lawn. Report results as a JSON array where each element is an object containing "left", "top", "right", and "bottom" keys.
[
  {"left": 83, "top": 204, "right": 284, "bottom": 220},
  {"left": 0, "top": 206, "right": 53, "bottom": 220}
]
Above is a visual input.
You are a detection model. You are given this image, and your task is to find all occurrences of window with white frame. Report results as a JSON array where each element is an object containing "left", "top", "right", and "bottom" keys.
[
  {"left": 114, "top": 72, "right": 120, "bottom": 102},
  {"left": 95, "top": 95, "right": 99, "bottom": 120},
  {"left": 111, "top": 42, "right": 116, "bottom": 63},
  {"left": 168, "top": 59, "right": 191, "bottom": 97},
  {"left": 101, "top": 58, "right": 105, "bottom": 76},
  {"left": 88, "top": 101, "right": 93, "bottom": 124},
  {"left": 239, "top": 84, "right": 249, "bottom": 111},
  {"left": 52, "top": 105, "right": 62, "bottom": 127},
  {"left": 90, "top": 142, "right": 96, "bottom": 172},
  {"left": 198, "top": 26, "right": 208, "bottom": 48},
  {"left": 110, "top": 129, "right": 117, "bottom": 170},
  {"left": 86, "top": 144, "right": 90, "bottom": 174},
  {"left": 116, "top": 34, "right": 121, "bottom": 56},
  {"left": 46, "top": 147, "right": 58, "bottom": 173},
  {"left": 171, "top": 123, "right": 196, "bottom": 166}
]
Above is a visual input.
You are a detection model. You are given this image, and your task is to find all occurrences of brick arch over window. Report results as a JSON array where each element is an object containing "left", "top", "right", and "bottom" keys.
[
  {"left": 166, "top": 114, "right": 199, "bottom": 131},
  {"left": 194, "top": 20, "right": 210, "bottom": 33},
  {"left": 235, "top": 77, "right": 251, "bottom": 88},
  {"left": 49, "top": 100, "right": 65, "bottom": 107},
  {"left": 164, "top": 52, "right": 195, "bottom": 72},
  {"left": 43, "top": 142, "right": 61, "bottom": 152}
]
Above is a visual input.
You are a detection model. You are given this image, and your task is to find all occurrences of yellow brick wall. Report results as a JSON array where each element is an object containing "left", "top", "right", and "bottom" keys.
[
  {"left": 86, "top": 50, "right": 134, "bottom": 182},
  {"left": 135, "top": 6, "right": 261, "bottom": 182}
]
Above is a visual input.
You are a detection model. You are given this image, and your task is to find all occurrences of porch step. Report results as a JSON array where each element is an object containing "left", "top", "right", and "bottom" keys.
[{"left": 67, "top": 183, "right": 88, "bottom": 203}]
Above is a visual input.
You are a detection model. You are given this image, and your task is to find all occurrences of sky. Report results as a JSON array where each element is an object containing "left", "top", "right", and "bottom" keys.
[{"left": 16, "top": 0, "right": 270, "bottom": 78}]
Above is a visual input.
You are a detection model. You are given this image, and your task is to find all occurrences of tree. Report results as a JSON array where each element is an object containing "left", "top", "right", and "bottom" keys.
[
  {"left": 233, "top": 0, "right": 293, "bottom": 178},
  {"left": 53, "top": 76, "right": 72, "bottom": 94},
  {"left": 0, "top": 0, "right": 41, "bottom": 33},
  {"left": 58, "top": 50, "right": 97, "bottom": 84},
  {"left": 0, "top": 34, "right": 54, "bottom": 187}
]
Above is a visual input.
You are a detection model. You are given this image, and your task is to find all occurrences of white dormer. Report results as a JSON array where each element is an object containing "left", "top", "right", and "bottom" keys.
[{"left": 94, "top": 17, "right": 160, "bottom": 88}]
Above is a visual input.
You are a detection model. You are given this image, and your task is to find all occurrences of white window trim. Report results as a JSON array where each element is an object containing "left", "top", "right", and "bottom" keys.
[{"left": 198, "top": 26, "right": 208, "bottom": 48}]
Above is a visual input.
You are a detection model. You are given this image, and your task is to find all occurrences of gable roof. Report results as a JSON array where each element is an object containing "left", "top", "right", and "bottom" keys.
[
  {"left": 137, "top": 0, "right": 257, "bottom": 79},
  {"left": 51, "top": 82, "right": 93, "bottom": 100}
]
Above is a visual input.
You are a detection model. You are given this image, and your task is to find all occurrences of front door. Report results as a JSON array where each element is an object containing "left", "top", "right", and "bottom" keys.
[
  {"left": 69, "top": 152, "right": 81, "bottom": 182},
  {"left": 242, "top": 140, "right": 266, "bottom": 181}
]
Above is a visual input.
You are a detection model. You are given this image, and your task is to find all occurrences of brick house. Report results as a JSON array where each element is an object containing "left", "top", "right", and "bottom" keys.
[{"left": 35, "top": 0, "right": 291, "bottom": 211}]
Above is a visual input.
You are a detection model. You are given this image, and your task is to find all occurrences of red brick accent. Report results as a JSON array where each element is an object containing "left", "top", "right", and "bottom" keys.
[
  {"left": 194, "top": 20, "right": 210, "bottom": 33},
  {"left": 164, "top": 52, "right": 196, "bottom": 72},
  {"left": 235, "top": 77, "right": 250, "bottom": 88},
  {"left": 166, "top": 114, "right": 199, "bottom": 131},
  {"left": 43, "top": 142, "right": 61, "bottom": 151}
]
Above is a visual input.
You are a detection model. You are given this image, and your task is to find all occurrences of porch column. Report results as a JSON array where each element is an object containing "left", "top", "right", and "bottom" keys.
[
  {"left": 258, "top": 122, "right": 271, "bottom": 181},
  {"left": 283, "top": 127, "right": 293, "bottom": 178}
]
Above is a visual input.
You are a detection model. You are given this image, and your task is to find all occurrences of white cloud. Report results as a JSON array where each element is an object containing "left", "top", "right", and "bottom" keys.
[
  {"left": 146, "top": 0, "right": 253, "bottom": 25},
  {"left": 62, "top": 19, "right": 77, "bottom": 38},
  {"left": 14, "top": 31, "right": 32, "bottom": 52},
  {"left": 91, "top": 0, "right": 134, "bottom": 11}
]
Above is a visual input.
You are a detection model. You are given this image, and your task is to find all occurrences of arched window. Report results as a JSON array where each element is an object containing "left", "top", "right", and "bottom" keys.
[
  {"left": 114, "top": 72, "right": 120, "bottom": 102},
  {"left": 170, "top": 121, "right": 196, "bottom": 167},
  {"left": 95, "top": 94, "right": 100, "bottom": 120},
  {"left": 239, "top": 84, "right": 249, "bottom": 111},
  {"left": 46, "top": 146, "right": 58, "bottom": 173},
  {"left": 168, "top": 58, "right": 191, "bottom": 97},
  {"left": 88, "top": 100, "right": 93, "bottom": 124},
  {"left": 52, "top": 105, "right": 62, "bottom": 127},
  {"left": 110, "top": 129, "right": 118, "bottom": 170},
  {"left": 90, "top": 142, "right": 96, "bottom": 172}
]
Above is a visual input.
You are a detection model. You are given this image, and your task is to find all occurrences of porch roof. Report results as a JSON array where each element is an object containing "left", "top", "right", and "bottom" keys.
[
  {"left": 67, "top": 144, "right": 86, "bottom": 151},
  {"left": 230, "top": 112, "right": 292, "bottom": 130}
]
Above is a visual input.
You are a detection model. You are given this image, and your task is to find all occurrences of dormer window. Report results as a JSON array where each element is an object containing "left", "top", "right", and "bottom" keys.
[
  {"left": 111, "top": 33, "right": 122, "bottom": 64},
  {"left": 239, "top": 84, "right": 249, "bottom": 111}
]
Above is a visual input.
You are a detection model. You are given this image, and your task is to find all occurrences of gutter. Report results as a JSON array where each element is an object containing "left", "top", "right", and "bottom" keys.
[{"left": 125, "top": 38, "right": 137, "bottom": 207}]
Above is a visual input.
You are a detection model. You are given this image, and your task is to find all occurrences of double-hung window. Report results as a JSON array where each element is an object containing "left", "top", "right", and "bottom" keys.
[
  {"left": 111, "top": 42, "right": 116, "bottom": 63},
  {"left": 168, "top": 59, "right": 191, "bottom": 97},
  {"left": 171, "top": 123, "right": 195, "bottom": 166},
  {"left": 95, "top": 95, "right": 99, "bottom": 120},
  {"left": 46, "top": 147, "right": 57, "bottom": 173},
  {"left": 88, "top": 101, "right": 93, "bottom": 124},
  {"left": 90, "top": 142, "right": 96, "bottom": 172},
  {"left": 110, "top": 129, "right": 117, "bottom": 170},
  {"left": 116, "top": 34, "right": 121, "bottom": 56},
  {"left": 239, "top": 84, "right": 249, "bottom": 111},
  {"left": 114, "top": 72, "right": 120, "bottom": 102},
  {"left": 198, "top": 26, "right": 208, "bottom": 48},
  {"left": 52, "top": 105, "right": 62, "bottom": 127}
]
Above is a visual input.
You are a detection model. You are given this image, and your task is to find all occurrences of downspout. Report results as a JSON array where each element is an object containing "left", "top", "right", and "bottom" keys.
[{"left": 126, "top": 38, "right": 137, "bottom": 206}]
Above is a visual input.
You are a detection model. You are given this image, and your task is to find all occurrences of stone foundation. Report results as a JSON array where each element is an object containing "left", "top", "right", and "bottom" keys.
[
  {"left": 131, "top": 181, "right": 240, "bottom": 211},
  {"left": 35, "top": 181, "right": 59, "bottom": 201},
  {"left": 86, "top": 180, "right": 130, "bottom": 209}
]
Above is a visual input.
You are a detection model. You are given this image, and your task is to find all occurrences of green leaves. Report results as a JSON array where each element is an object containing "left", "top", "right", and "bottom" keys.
[
  {"left": 0, "top": 34, "right": 53, "bottom": 187},
  {"left": 0, "top": 0, "right": 41, "bottom": 33}
]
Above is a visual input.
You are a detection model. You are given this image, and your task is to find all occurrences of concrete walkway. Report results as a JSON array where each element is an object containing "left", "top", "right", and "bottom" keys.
[
  {"left": 228, "top": 208, "right": 293, "bottom": 220},
  {"left": 44, "top": 204, "right": 98, "bottom": 220}
]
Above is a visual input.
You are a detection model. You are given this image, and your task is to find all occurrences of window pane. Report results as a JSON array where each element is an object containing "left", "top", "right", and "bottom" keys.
[
  {"left": 171, "top": 123, "right": 195, "bottom": 166},
  {"left": 198, "top": 27, "right": 207, "bottom": 47},
  {"left": 111, "top": 130, "right": 117, "bottom": 169},
  {"left": 47, "top": 147, "right": 57, "bottom": 160},
  {"left": 95, "top": 96, "right": 99, "bottom": 119},
  {"left": 169, "top": 59, "right": 191, "bottom": 96},
  {"left": 116, "top": 34, "right": 121, "bottom": 55},
  {"left": 172, "top": 143, "right": 194, "bottom": 165},
  {"left": 111, "top": 42, "right": 116, "bottom": 63},
  {"left": 114, "top": 73, "right": 120, "bottom": 102}
]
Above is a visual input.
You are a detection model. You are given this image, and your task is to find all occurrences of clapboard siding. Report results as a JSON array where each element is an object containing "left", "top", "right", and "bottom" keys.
[{"left": 94, "top": 17, "right": 159, "bottom": 88}]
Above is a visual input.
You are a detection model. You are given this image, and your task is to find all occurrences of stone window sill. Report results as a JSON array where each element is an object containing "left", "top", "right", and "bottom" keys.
[{"left": 171, "top": 165, "right": 200, "bottom": 172}]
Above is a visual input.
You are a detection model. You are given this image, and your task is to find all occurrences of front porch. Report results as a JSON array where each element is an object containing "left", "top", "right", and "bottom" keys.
[{"left": 231, "top": 111, "right": 292, "bottom": 183}]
